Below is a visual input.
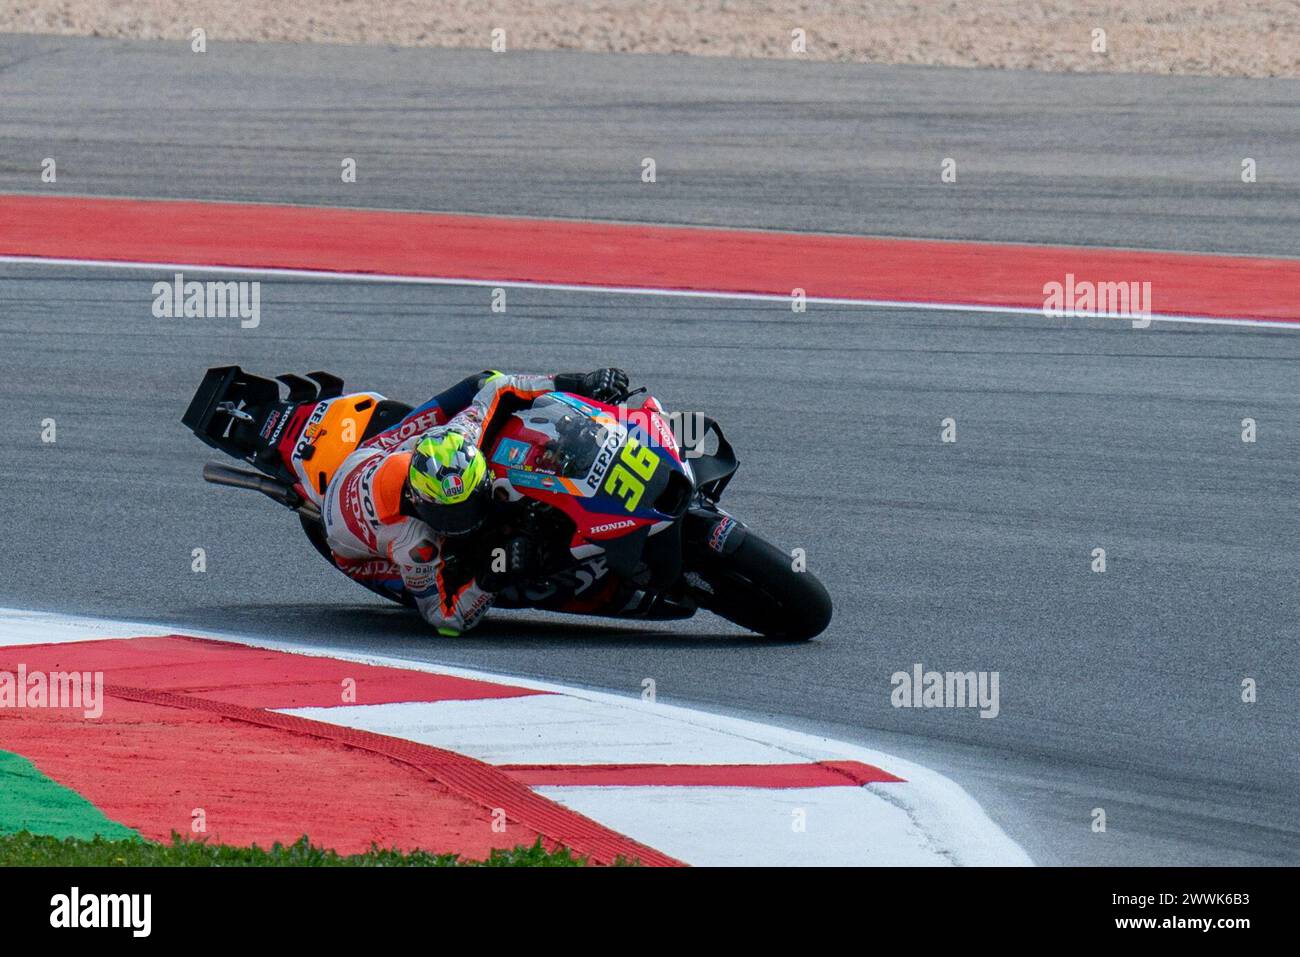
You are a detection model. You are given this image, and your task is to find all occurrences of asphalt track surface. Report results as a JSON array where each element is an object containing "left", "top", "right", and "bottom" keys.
[
  {"left": 2, "top": 34, "right": 1300, "bottom": 257},
  {"left": 1, "top": 35, "right": 1299, "bottom": 865}
]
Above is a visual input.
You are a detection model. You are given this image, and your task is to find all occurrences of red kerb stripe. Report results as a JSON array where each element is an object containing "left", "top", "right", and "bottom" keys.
[{"left": 2, "top": 194, "right": 1297, "bottom": 322}]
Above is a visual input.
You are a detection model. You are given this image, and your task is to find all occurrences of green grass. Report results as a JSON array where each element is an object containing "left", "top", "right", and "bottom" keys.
[{"left": 0, "top": 832, "right": 597, "bottom": 867}]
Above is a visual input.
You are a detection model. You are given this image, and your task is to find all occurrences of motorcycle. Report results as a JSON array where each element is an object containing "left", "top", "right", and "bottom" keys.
[{"left": 181, "top": 366, "right": 832, "bottom": 640}]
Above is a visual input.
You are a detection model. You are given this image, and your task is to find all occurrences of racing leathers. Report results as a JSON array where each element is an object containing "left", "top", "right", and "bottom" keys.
[{"left": 320, "top": 370, "right": 626, "bottom": 635}]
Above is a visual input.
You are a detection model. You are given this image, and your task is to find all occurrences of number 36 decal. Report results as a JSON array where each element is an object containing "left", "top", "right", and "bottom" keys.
[{"left": 603, "top": 437, "right": 660, "bottom": 511}]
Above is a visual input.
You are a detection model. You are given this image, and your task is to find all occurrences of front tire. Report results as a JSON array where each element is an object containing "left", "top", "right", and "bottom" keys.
[{"left": 687, "top": 528, "right": 832, "bottom": 640}]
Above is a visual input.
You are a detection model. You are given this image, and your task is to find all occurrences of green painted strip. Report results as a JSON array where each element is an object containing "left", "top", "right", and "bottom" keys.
[{"left": 0, "top": 749, "right": 139, "bottom": 841}]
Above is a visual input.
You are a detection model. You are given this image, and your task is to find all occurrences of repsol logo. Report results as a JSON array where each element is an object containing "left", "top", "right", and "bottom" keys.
[
  {"left": 585, "top": 431, "right": 624, "bottom": 490},
  {"left": 342, "top": 460, "right": 380, "bottom": 549},
  {"left": 359, "top": 458, "right": 381, "bottom": 529},
  {"left": 293, "top": 401, "right": 330, "bottom": 460}
]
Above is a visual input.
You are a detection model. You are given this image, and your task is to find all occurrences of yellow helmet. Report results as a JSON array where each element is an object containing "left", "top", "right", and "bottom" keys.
[{"left": 407, "top": 427, "right": 492, "bottom": 536}]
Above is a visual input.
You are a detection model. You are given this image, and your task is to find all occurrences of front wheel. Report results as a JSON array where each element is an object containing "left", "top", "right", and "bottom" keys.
[{"left": 685, "top": 526, "right": 832, "bottom": 640}]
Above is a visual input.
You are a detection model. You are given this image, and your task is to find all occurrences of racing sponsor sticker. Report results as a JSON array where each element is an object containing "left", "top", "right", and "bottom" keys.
[
  {"left": 460, "top": 592, "right": 491, "bottom": 629},
  {"left": 335, "top": 557, "right": 402, "bottom": 582},
  {"left": 364, "top": 408, "right": 442, "bottom": 451},
  {"left": 552, "top": 392, "right": 599, "bottom": 417},
  {"left": 259, "top": 408, "right": 281, "bottom": 441},
  {"left": 492, "top": 438, "right": 532, "bottom": 467},
  {"left": 584, "top": 427, "right": 625, "bottom": 492},
  {"left": 341, "top": 456, "right": 381, "bottom": 550},
  {"left": 707, "top": 515, "right": 737, "bottom": 553},
  {"left": 403, "top": 566, "right": 436, "bottom": 596},
  {"left": 294, "top": 400, "right": 330, "bottom": 461},
  {"left": 647, "top": 411, "right": 677, "bottom": 452},
  {"left": 589, "top": 518, "right": 637, "bottom": 535},
  {"left": 508, "top": 468, "right": 563, "bottom": 492}
]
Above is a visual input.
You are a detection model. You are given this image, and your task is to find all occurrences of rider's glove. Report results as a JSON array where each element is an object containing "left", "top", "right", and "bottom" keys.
[
  {"left": 477, "top": 535, "right": 537, "bottom": 593},
  {"left": 555, "top": 368, "right": 630, "bottom": 404}
]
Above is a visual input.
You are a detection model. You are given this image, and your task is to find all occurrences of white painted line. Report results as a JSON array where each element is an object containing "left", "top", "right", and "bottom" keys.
[
  {"left": 0, "top": 608, "right": 176, "bottom": 645},
  {"left": 0, "top": 255, "right": 1293, "bottom": 329},
  {"left": 285, "top": 696, "right": 827, "bottom": 765},
  {"left": 537, "top": 785, "right": 950, "bottom": 867}
]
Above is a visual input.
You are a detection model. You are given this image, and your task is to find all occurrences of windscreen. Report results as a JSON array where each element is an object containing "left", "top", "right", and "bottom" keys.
[{"left": 517, "top": 394, "right": 619, "bottom": 479}]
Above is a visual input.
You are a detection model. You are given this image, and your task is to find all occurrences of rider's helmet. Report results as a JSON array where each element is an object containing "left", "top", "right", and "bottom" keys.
[{"left": 406, "top": 426, "right": 492, "bottom": 536}]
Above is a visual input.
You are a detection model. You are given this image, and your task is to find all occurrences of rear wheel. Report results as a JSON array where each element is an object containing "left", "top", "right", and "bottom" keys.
[{"left": 686, "top": 528, "right": 832, "bottom": 640}]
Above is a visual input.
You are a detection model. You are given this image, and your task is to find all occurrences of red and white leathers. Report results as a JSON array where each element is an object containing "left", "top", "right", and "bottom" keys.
[{"left": 320, "top": 372, "right": 557, "bottom": 635}]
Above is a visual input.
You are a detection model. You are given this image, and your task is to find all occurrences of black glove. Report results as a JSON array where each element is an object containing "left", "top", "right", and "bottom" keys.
[
  {"left": 477, "top": 535, "right": 537, "bottom": 593},
  {"left": 555, "top": 368, "right": 630, "bottom": 404}
]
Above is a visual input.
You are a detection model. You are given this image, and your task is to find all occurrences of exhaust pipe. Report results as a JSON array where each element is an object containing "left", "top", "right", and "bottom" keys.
[{"left": 202, "top": 462, "right": 320, "bottom": 521}]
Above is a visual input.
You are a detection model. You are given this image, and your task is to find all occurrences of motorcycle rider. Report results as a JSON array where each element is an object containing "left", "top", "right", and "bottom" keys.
[{"left": 321, "top": 368, "right": 630, "bottom": 635}]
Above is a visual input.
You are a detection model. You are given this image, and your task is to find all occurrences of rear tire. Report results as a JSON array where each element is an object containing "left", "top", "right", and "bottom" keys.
[{"left": 687, "top": 529, "right": 832, "bottom": 640}]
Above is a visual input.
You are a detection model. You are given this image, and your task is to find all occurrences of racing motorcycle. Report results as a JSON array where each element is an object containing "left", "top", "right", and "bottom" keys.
[{"left": 182, "top": 367, "right": 832, "bottom": 640}]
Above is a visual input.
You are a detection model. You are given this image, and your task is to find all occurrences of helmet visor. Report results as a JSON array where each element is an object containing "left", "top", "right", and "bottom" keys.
[{"left": 411, "top": 483, "right": 491, "bottom": 537}]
